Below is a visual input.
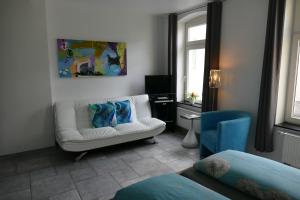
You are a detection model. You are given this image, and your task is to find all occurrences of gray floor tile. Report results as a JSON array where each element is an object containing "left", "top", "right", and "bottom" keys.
[
  {"left": 165, "top": 157, "right": 195, "bottom": 172},
  {"left": 157, "top": 133, "right": 183, "bottom": 145},
  {"left": 0, "top": 189, "right": 31, "bottom": 200},
  {"left": 16, "top": 156, "right": 52, "bottom": 173},
  {"left": 49, "top": 190, "right": 81, "bottom": 200},
  {"left": 31, "top": 174, "right": 75, "bottom": 200},
  {"left": 55, "top": 161, "right": 89, "bottom": 174},
  {"left": 70, "top": 167, "right": 97, "bottom": 182},
  {"left": 76, "top": 175, "right": 121, "bottom": 200},
  {"left": 157, "top": 142, "right": 179, "bottom": 151},
  {"left": 103, "top": 149, "right": 142, "bottom": 162},
  {"left": 30, "top": 167, "right": 56, "bottom": 181},
  {"left": 119, "top": 151, "right": 142, "bottom": 162},
  {"left": 0, "top": 174, "right": 30, "bottom": 195},
  {"left": 120, "top": 175, "right": 151, "bottom": 187},
  {"left": 0, "top": 159, "right": 17, "bottom": 178},
  {"left": 153, "top": 151, "right": 180, "bottom": 164},
  {"left": 134, "top": 145, "right": 165, "bottom": 158},
  {"left": 0, "top": 131, "right": 192, "bottom": 200},
  {"left": 166, "top": 146, "right": 198, "bottom": 160},
  {"left": 110, "top": 167, "right": 139, "bottom": 185},
  {"left": 148, "top": 166, "right": 175, "bottom": 177},
  {"left": 104, "top": 149, "right": 132, "bottom": 158},
  {"left": 127, "top": 158, "right": 172, "bottom": 176},
  {"left": 89, "top": 157, "right": 130, "bottom": 173},
  {"left": 97, "top": 193, "right": 115, "bottom": 200}
]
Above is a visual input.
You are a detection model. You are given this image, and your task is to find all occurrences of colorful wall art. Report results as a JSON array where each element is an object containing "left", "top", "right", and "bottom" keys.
[{"left": 57, "top": 39, "right": 127, "bottom": 78}]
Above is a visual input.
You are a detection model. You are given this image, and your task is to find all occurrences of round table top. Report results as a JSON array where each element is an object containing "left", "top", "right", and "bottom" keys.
[{"left": 180, "top": 114, "right": 201, "bottom": 120}]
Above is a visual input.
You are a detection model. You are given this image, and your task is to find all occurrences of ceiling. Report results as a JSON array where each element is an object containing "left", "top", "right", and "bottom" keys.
[{"left": 68, "top": 0, "right": 209, "bottom": 14}]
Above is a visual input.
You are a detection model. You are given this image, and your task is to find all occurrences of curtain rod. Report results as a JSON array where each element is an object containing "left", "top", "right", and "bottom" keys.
[{"left": 177, "top": 0, "right": 226, "bottom": 15}]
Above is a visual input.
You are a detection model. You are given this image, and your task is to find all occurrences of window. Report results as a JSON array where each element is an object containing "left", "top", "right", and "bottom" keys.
[
  {"left": 184, "top": 16, "right": 206, "bottom": 103},
  {"left": 286, "top": 34, "right": 300, "bottom": 124}
]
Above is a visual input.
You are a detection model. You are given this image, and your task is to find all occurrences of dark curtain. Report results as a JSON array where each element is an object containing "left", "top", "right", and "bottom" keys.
[
  {"left": 168, "top": 13, "right": 177, "bottom": 94},
  {"left": 202, "top": 2, "right": 222, "bottom": 112},
  {"left": 255, "top": 0, "right": 286, "bottom": 152}
]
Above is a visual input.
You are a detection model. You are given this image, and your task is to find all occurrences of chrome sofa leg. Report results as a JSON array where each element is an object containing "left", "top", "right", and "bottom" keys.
[
  {"left": 75, "top": 151, "right": 88, "bottom": 162},
  {"left": 148, "top": 137, "right": 157, "bottom": 144}
]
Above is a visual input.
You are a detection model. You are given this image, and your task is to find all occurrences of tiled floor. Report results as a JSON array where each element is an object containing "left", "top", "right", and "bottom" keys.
[{"left": 0, "top": 131, "right": 200, "bottom": 200}]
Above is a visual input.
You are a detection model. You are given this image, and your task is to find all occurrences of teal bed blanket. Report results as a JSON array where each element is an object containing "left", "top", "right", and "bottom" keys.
[
  {"left": 114, "top": 173, "right": 229, "bottom": 200},
  {"left": 194, "top": 150, "right": 300, "bottom": 200}
]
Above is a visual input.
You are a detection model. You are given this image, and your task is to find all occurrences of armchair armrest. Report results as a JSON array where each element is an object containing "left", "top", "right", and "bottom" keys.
[{"left": 217, "top": 117, "right": 251, "bottom": 152}]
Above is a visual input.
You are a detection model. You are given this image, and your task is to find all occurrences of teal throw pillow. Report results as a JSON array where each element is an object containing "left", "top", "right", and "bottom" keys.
[
  {"left": 113, "top": 100, "right": 132, "bottom": 124},
  {"left": 88, "top": 102, "right": 117, "bottom": 128}
]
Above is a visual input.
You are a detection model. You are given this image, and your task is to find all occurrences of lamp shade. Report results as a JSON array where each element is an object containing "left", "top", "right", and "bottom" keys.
[{"left": 209, "top": 69, "right": 221, "bottom": 88}]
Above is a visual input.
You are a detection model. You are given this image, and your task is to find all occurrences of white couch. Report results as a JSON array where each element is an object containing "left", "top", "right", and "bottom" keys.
[{"left": 54, "top": 94, "right": 166, "bottom": 152}]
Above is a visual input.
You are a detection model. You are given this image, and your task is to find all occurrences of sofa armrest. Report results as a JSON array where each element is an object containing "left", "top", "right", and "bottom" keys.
[
  {"left": 54, "top": 101, "right": 77, "bottom": 132},
  {"left": 56, "top": 129, "right": 83, "bottom": 142},
  {"left": 217, "top": 118, "right": 251, "bottom": 152},
  {"left": 54, "top": 101, "right": 83, "bottom": 144}
]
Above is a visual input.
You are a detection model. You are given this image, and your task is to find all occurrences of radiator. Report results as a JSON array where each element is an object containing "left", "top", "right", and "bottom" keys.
[{"left": 281, "top": 131, "right": 300, "bottom": 168}]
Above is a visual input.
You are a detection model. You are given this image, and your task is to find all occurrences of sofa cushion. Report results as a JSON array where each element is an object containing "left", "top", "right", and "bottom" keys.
[
  {"left": 79, "top": 127, "right": 119, "bottom": 140},
  {"left": 115, "top": 122, "right": 147, "bottom": 135},
  {"left": 132, "top": 95, "right": 152, "bottom": 119},
  {"left": 113, "top": 100, "right": 132, "bottom": 124},
  {"left": 74, "top": 97, "right": 138, "bottom": 129},
  {"left": 88, "top": 102, "right": 117, "bottom": 128},
  {"left": 139, "top": 117, "right": 166, "bottom": 130}
]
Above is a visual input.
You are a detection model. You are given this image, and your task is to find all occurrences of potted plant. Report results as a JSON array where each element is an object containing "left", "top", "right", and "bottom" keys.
[{"left": 188, "top": 92, "right": 199, "bottom": 105}]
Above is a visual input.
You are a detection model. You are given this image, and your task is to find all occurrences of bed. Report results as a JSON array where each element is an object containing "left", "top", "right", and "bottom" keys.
[{"left": 180, "top": 167, "right": 256, "bottom": 200}]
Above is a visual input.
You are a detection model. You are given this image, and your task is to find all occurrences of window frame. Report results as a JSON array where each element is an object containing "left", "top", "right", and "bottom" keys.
[
  {"left": 285, "top": 33, "right": 300, "bottom": 124},
  {"left": 184, "top": 15, "right": 207, "bottom": 103}
]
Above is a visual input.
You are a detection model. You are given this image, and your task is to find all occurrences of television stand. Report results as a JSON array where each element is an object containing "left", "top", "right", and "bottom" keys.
[{"left": 148, "top": 93, "right": 176, "bottom": 131}]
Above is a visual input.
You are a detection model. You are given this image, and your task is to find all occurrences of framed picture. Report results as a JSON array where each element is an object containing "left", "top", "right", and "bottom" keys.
[{"left": 57, "top": 39, "right": 127, "bottom": 78}]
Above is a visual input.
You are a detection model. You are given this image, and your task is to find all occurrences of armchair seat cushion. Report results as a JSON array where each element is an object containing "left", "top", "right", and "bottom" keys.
[{"left": 201, "top": 129, "right": 218, "bottom": 152}]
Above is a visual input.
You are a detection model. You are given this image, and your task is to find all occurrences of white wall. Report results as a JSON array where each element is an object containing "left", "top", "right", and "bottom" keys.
[
  {"left": 46, "top": 0, "right": 165, "bottom": 102},
  {"left": 219, "top": 0, "right": 298, "bottom": 161},
  {"left": 218, "top": 0, "right": 269, "bottom": 152},
  {"left": 0, "top": 0, "right": 54, "bottom": 155}
]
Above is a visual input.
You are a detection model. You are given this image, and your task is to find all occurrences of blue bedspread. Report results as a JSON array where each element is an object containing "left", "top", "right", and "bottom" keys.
[
  {"left": 194, "top": 150, "right": 300, "bottom": 200},
  {"left": 114, "top": 173, "right": 229, "bottom": 200}
]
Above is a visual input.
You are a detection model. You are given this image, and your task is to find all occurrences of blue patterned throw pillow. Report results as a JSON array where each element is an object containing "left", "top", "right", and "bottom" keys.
[
  {"left": 88, "top": 102, "right": 117, "bottom": 128},
  {"left": 113, "top": 100, "right": 132, "bottom": 124}
]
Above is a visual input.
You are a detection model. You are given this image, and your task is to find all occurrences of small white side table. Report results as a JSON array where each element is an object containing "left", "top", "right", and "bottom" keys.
[{"left": 180, "top": 114, "right": 200, "bottom": 148}]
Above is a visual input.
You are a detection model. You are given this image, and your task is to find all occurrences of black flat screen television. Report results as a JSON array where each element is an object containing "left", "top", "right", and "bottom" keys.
[{"left": 145, "top": 75, "right": 172, "bottom": 94}]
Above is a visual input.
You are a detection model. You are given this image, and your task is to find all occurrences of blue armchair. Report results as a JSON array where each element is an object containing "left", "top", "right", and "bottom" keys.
[{"left": 200, "top": 110, "right": 252, "bottom": 157}]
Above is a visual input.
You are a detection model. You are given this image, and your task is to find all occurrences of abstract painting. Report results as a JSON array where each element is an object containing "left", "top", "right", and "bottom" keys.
[{"left": 57, "top": 39, "right": 127, "bottom": 78}]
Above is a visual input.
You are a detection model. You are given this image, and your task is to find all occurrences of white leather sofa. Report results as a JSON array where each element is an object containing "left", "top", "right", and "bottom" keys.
[{"left": 54, "top": 94, "right": 166, "bottom": 153}]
